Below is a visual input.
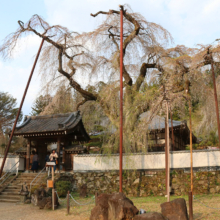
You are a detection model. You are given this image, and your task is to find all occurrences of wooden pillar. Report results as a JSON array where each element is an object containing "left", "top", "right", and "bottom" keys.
[
  {"left": 62, "top": 147, "right": 66, "bottom": 171},
  {"left": 57, "top": 138, "right": 61, "bottom": 172},
  {"left": 26, "top": 139, "right": 31, "bottom": 171}
]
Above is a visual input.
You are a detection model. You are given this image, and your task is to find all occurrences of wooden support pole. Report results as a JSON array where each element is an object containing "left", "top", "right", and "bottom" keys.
[
  {"left": 166, "top": 101, "right": 170, "bottom": 202},
  {"left": 67, "top": 190, "right": 70, "bottom": 214},
  {"left": 165, "top": 117, "right": 168, "bottom": 194},
  {"left": 189, "top": 96, "right": 193, "bottom": 220},
  {"left": 119, "top": 5, "right": 124, "bottom": 193},
  {"left": 189, "top": 191, "right": 193, "bottom": 220},
  {"left": 211, "top": 60, "right": 220, "bottom": 147},
  {"left": 186, "top": 81, "right": 193, "bottom": 219},
  {"left": 170, "top": 109, "right": 175, "bottom": 151},
  {"left": 0, "top": 38, "right": 44, "bottom": 177},
  {"left": 62, "top": 147, "right": 66, "bottom": 171},
  {"left": 26, "top": 140, "right": 31, "bottom": 171},
  {"left": 52, "top": 166, "right": 55, "bottom": 210},
  {"left": 57, "top": 138, "right": 61, "bottom": 172}
]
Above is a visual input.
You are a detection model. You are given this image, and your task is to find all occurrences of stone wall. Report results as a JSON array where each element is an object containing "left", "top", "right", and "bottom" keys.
[{"left": 67, "top": 169, "right": 220, "bottom": 196}]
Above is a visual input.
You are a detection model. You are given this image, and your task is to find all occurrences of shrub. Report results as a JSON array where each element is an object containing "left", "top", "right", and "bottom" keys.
[{"left": 55, "top": 181, "right": 72, "bottom": 197}]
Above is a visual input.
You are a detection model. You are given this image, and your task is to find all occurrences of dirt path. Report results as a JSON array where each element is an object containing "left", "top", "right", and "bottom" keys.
[
  {"left": 0, "top": 203, "right": 92, "bottom": 220},
  {"left": 1, "top": 194, "right": 220, "bottom": 220}
]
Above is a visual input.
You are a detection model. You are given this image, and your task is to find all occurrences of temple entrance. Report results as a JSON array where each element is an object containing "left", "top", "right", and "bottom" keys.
[
  {"left": 36, "top": 142, "right": 47, "bottom": 169},
  {"left": 13, "top": 112, "right": 90, "bottom": 172}
]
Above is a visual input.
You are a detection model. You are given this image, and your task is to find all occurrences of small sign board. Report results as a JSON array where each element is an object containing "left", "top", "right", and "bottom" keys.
[
  {"left": 46, "top": 162, "right": 56, "bottom": 167},
  {"left": 47, "top": 180, "right": 53, "bottom": 188}
]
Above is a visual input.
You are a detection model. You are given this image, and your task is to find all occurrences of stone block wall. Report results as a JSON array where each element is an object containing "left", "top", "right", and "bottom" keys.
[{"left": 68, "top": 169, "right": 220, "bottom": 196}]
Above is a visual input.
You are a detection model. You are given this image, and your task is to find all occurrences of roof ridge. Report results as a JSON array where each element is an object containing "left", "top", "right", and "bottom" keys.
[
  {"left": 66, "top": 112, "right": 81, "bottom": 128},
  {"left": 27, "top": 112, "right": 76, "bottom": 120},
  {"left": 16, "top": 117, "right": 31, "bottom": 129}
]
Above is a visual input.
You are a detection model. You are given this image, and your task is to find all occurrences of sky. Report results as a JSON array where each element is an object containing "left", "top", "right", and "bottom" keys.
[{"left": 1, "top": 0, "right": 220, "bottom": 117}]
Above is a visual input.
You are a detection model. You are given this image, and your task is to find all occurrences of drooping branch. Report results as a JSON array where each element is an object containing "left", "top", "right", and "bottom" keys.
[
  {"left": 91, "top": 6, "right": 141, "bottom": 86},
  {"left": 18, "top": 16, "right": 99, "bottom": 104},
  {"left": 121, "top": 9, "right": 140, "bottom": 51},
  {"left": 57, "top": 49, "right": 97, "bottom": 101},
  {"left": 108, "top": 26, "right": 119, "bottom": 50}
]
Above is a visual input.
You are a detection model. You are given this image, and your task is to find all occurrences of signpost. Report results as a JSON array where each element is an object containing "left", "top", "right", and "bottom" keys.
[{"left": 46, "top": 162, "right": 56, "bottom": 210}]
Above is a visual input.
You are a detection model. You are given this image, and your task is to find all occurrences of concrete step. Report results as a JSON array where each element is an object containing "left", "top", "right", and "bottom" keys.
[
  {"left": 1, "top": 192, "right": 19, "bottom": 195},
  {"left": 0, "top": 195, "right": 20, "bottom": 200},
  {"left": 10, "top": 182, "right": 31, "bottom": 186},
  {"left": 12, "top": 179, "right": 33, "bottom": 182},
  {"left": 3, "top": 189, "right": 19, "bottom": 193},
  {"left": 0, "top": 198, "right": 20, "bottom": 203},
  {"left": 12, "top": 179, "right": 33, "bottom": 181},
  {"left": 6, "top": 186, "right": 20, "bottom": 189},
  {"left": 19, "top": 173, "right": 46, "bottom": 176}
]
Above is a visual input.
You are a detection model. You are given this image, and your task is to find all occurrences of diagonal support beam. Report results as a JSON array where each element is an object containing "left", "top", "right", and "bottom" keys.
[{"left": 0, "top": 38, "right": 45, "bottom": 177}]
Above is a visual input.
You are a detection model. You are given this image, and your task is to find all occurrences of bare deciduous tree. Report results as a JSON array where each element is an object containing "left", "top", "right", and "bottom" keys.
[{"left": 2, "top": 5, "right": 219, "bottom": 151}]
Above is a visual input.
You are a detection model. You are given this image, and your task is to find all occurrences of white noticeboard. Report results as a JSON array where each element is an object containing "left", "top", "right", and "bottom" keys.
[{"left": 46, "top": 162, "right": 56, "bottom": 166}]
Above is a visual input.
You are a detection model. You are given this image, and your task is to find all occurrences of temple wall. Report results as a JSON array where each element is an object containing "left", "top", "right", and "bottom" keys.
[
  {"left": 73, "top": 150, "right": 220, "bottom": 171},
  {"left": 0, "top": 155, "right": 24, "bottom": 171}
]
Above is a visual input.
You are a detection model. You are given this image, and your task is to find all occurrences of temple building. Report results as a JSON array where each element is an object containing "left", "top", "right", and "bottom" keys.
[
  {"left": 13, "top": 111, "right": 90, "bottom": 171},
  {"left": 141, "top": 111, "right": 197, "bottom": 151}
]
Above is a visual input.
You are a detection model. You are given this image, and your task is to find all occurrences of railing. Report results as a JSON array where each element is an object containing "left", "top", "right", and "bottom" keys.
[
  {"left": 0, "top": 161, "right": 19, "bottom": 186},
  {"left": 30, "top": 166, "right": 46, "bottom": 193}
]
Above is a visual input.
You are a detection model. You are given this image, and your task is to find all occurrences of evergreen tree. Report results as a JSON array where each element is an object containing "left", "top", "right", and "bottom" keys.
[
  {"left": 0, "top": 91, "right": 22, "bottom": 132},
  {"left": 31, "top": 94, "right": 52, "bottom": 116}
]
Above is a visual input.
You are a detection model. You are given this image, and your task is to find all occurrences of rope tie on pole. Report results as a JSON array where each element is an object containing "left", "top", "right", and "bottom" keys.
[
  {"left": 69, "top": 194, "right": 95, "bottom": 206},
  {"left": 55, "top": 191, "right": 95, "bottom": 206},
  {"left": 194, "top": 196, "right": 220, "bottom": 210}
]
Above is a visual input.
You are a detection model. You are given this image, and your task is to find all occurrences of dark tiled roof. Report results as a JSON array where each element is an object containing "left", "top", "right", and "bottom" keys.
[
  {"left": 140, "top": 111, "right": 197, "bottom": 143},
  {"left": 140, "top": 111, "right": 184, "bottom": 130},
  {"left": 64, "top": 145, "right": 87, "bottom": 153},
  {"left": 14, "top": 111, "right": 82, "bottom": 134}
]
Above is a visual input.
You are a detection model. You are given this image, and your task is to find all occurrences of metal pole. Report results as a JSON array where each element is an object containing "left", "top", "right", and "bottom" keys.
[
  {"left": 211, "top": 60, "right": 220, "bottom": 147},
  {"left": 119, "top": 5, "right": 123, "bottom": 193},
  {"left": 166, "top": 101, "right": 170, "bottom": 202},
  {"left": 0, "top": 38, "right": 45, "bottom": 177}
]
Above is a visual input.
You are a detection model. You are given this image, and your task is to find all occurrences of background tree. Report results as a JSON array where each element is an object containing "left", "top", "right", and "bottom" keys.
[
  {"left": 41, "top": 85, "right": 75, "bottom": 115},
  {"left": 0, "top": 91, "right": 22, "bottom": 133},
  {"left": 0, "top": 92, "right": 23, "bottom": 154},
  {"left": 31, "top": 94, "right": 52, "bottom": 116}
]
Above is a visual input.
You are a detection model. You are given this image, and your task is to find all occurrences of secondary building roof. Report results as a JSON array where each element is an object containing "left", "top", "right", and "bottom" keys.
[{"left": 140, "top": 111, "right": 183, "bottom": 130}]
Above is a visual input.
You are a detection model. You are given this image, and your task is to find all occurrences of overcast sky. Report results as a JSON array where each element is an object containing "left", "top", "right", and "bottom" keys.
[{"left": 1, "top": 0, "right": 220, "bottom": 117}]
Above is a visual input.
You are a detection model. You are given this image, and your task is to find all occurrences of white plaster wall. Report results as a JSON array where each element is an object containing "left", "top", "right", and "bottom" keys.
[
  {"left": 73, "top": 150, "right": 220, "bottom": 171},
  {"left": 0, "top": 156, "right": 25, "bottom": 171}
]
